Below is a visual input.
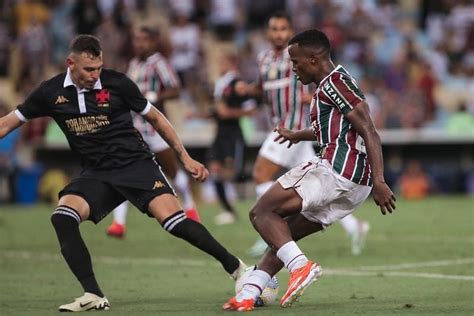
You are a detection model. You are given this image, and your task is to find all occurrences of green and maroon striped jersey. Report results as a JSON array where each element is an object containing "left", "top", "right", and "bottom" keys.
[
  {"left": 310, "top": 65, "right": 372, "bottom": 186},
  {"left": 257, "top": 49, "right": 310, "bottom": 130}
]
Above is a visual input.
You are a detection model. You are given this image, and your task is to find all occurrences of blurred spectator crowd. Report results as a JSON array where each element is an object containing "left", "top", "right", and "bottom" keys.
[
  {"left": 0, "top": 0, "right": 472, "bottom": 130},
  {"left": 0, "top": 0, "right": 473, "bottom": 202}
]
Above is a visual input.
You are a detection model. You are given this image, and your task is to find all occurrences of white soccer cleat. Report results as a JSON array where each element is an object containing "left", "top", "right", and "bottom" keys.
[
  {"left": 214, "top": 212, "right": 237, "bottom": 225},
  {"left": 231, "top": 258, "right": 248, "bottom": 281},
  {"left": 247, "top": 238, "right": 268, "bottom": 258},
  {"left": 351, "top": 220, "right": 370, "bottom": 256},
  {"left": 59, "top": 292, "right": 110, "bottom": 312}
]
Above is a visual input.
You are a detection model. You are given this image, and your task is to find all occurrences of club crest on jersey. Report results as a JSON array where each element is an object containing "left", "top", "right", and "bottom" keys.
[
  {"left": 55, "top": 95, "right": 69, "bottom": 104},
  {"left": 268, "top": 66, "right": 278, "bottom": 80},
  {"left": 96, "top": 89, "right": 110, "bottom": 107}
]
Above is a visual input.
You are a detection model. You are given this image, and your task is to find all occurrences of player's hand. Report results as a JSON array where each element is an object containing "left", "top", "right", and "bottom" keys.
[
  {"left": 234, "top": 81, "right": 249, "bottom": 96},
  {"left": 183, "top": 157, "right": 209, "bottom": 182},
  {"left": 372, "top": 180, "right": 396, "bottom": 215},
  {"left": 274, "top": 125, "right": 300, "bottom": 148}
]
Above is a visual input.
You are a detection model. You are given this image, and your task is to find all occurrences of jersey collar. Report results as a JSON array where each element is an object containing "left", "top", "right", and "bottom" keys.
[
  {"left": 63, "top": 68, "right": 102, "bottom": 91},
  {"left": 317, "top": 64, "right": 344, "bottom": 87}
]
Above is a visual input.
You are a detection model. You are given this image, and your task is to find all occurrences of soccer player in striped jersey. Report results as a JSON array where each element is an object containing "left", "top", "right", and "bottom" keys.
[
  {"left": 223, "top": 29, "right": 396, "bottom": 311},
  {"left": 237, "top": 12, "right": 370, "bottom": 257},
  {"left": 106, "top": 26, "right": 200, "bottom": 238}
]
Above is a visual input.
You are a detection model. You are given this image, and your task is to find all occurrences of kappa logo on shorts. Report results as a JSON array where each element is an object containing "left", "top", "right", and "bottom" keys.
[
  {"left": 55, "top": 95, "right": 69, "bottom": 104},
  {"left": 152, "top": 180, "right": 166, "bottom": 190}
]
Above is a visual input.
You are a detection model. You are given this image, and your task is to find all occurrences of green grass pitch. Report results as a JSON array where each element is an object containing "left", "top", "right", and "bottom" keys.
[{"left": 1, "top": 196, "right": 473, "bottom": 315}]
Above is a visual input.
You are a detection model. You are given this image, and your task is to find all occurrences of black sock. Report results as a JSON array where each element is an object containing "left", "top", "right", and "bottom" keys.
[
  {"left": 51, "top": 206, "right": 104, "bottom": 297},
  {"left": 214, "top": 180, "right": 236, "bottom": 214},
  {"left": 162, "top": 211, "right": 240, "bottom": 274}
]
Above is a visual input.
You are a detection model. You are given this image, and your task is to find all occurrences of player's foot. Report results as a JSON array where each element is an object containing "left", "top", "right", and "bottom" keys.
[
  {"left": 351, "top": 220, "right": 370, "bottom": 256},
  {"left": 231, "top": 258, "right": 248, "bottom": 281},
  {"left": 280, "top": 261, "right": 322, "bottom": 308},
  {"left": 214, "top": 212, "right": 237, "bottom": 225},
  {"left": 106, "top": 221, "right": 125, "bottom": 239},
  {"left": 247, "top": 238, "right": 268, "bottom": 258},
  {"left": 185, "top": 207, "right": 201, "bottom": 223},
  {"left": 59, "top": 292, "right": 110, "bottom": 312},
  {"left": 222, "top": 296, "right": 255, "bottom": 312}
]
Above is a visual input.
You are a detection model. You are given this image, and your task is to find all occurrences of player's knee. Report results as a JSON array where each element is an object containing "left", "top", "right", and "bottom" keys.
[
  {"left": 51, "top": 206, "right": 81, "bottom": 229},
  {"left": 249, "top": 205, "right": 261, "bottom": 226},
  {"left": 252, "top": 168, "right": 262, "bottom": 183}
]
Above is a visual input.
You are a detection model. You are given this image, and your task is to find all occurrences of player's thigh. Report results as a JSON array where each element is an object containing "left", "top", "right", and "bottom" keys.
[
  {"left": 251, "top": 182, "right": 302, "bottom": 219},
  {"left": 59, "top": 178, "right": 125, "bottom": 223},
  {"left": 113, "top": 160, "right": 177, "bottom": 222},
  {"left": 252, "top": 155, "right": 283, "bottom": 184},
  {"left": 155, "top": 148, "right": 178, "bottom": 178}
]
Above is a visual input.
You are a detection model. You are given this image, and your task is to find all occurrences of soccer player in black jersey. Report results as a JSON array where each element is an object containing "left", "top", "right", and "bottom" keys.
[
  {"left": 0, "top": 35, "right": 246, "bottom": 312},
  {"left": 205, "top": 54, "right": 256, "bottom": 225}
]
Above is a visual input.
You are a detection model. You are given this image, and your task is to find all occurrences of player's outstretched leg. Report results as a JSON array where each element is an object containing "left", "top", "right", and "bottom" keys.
[
  {"left": 249, "top": 184, "right": 322, "bottom": 308},
  {"left": 162, "top": 210, "right": 246, "bottom": 278},
  {"left": 339, "top": 214, "right": 370, "bottom": 255},
  {"left": 51, "top": 205, "right": 108, "bottom": 312}
]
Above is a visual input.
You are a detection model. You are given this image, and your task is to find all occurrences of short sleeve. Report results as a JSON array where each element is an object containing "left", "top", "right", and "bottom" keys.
[
  {"left": 155, "top": 59, "right": 180, "bottom": 89},
  {"left": 321, "top": 73, "right": 365, "bottom": 115},
  {"left": 16, "top": 83, "right": 49, "bottom": 121},
  {"left": 120, "top": 74, "right": 152, "bottom": 115}
]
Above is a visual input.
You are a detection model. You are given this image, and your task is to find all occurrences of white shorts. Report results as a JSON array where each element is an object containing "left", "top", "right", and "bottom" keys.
[
  {"left": 132, "top": 113, "right": 169, "bottom": 153},
  {"left": 259, "top": 131, "right": 316, "bottom": 169},
  {"left": 277, "top": 157, "right": 372, "bottom": 228},
  {"left": 142, "top": 133, "right": 169, "bottom": 153}
]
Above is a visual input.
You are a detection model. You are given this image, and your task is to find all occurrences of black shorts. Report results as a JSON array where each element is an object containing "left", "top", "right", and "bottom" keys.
[
  {"left": 208, "top": 128, "right": 245, "bottom": 170},
  {"left": 59, "top": 159, "right": 175, "bottom": 223}
]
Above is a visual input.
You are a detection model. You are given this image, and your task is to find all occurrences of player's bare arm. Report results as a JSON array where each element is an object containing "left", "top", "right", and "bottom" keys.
[
  {"left": 144, "top": 107, "right": 209, "bottom": 181},
  {"left": 158, "top": 86, "right": 180, "bottom": 102},
  {"left": 345, "top": 101, "right": 396, "bottom": 215},
  {"left": 234, "top": 81, "right": 263, "bottom": 98},
  {"left": 274, "top": 126, "right": 315, "bottom": 148},
  {"left": 0, "top": 111, "right": 23, "bottom": 138}
]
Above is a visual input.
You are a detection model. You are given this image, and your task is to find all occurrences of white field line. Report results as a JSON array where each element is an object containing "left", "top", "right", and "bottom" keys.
[
  {"left": 354, "top": 258, "right": 474, "bottom": 271},
  {"left": 2, "top": 250, "right": 474, "bottom": 281},
  {"left": 323, "top": 269, "right": 474, "bottom": 281},
  {"left": 366, "top": 235, "right": 474, "bottom": 244}
]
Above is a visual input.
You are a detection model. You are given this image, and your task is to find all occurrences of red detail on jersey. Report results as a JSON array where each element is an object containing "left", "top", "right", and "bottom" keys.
[{"left": 96, "top": 89, "right": 110, "bottom": 104}]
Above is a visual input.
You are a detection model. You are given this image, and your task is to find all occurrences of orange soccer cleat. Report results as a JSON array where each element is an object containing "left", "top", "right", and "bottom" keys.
[
  {"left": 106, "top": 221, "right": 126, "bottom": 239},
  {"left": 279, "top": 261, "right": 322, "bottom": 308},
  {"left": 222, "top": 296, "right": 255, "bottom": 312}
]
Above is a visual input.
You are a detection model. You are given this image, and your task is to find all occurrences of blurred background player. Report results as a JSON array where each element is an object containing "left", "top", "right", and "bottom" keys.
[
  {"left": 236, "top": 12, "right": 369, "bottom": 257},
  {"left": 202, "top": 53, "right": 256, "bottom": 225},
  {"left": 107, "top": 26, "right": 200, "bottom": 238}
]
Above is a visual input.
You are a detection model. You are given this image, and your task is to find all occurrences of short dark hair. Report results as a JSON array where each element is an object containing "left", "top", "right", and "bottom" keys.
[
  {"left": 70, "top": 34, "right": 102, "bottom": 56},
  {"left": 288, "top": 29, "right": 331, "bottom": 56},
  {"left": 139, "top": 26, "right": 160, "bottom": 38},
  {"left": 266, "top": 11, "right": 292, "bottom": 27}
]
